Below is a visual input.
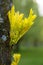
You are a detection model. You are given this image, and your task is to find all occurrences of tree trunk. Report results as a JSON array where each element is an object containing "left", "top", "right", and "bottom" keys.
[{"left": 0, "top": 0, "right": 12, "bottom": 65}]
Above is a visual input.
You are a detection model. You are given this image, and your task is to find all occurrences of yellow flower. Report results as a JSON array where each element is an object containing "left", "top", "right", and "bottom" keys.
[
  {"left": 11, "top": 54, "right": 21, "bottom": 65},
  {"left": 11, "top": 61, "right": 17, "bottom": 65},
  {"left": 8, "top": 5, "right": 36, "bottom": 45}
]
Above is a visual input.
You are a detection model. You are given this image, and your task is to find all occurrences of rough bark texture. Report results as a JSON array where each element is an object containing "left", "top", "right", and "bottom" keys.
[{"left": 0, "top": 0, "right": 12, "bottom": 65}]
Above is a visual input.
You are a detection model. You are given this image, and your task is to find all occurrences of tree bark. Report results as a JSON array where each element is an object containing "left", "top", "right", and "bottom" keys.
[{"left": 0, "top": 0, "right": 12, "bottom": 65}]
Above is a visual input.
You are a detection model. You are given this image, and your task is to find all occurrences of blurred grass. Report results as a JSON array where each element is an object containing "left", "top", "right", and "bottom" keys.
[
  {"left": 19, "top": 47, "right": 43, "bottom": 65},
  {"left": 12, "top": 0, "right": 43, "bottom": 65}
]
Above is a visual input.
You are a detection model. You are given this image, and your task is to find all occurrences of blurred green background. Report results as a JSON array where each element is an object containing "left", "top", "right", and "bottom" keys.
[{"left": 13, "top": 0, "right": 43, "bottom": 65}]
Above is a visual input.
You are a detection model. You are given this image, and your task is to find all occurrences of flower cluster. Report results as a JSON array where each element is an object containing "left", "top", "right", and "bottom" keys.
[
  {"left": 11, "top": 54, "right": 21, "bottom": 65},
  {"left": 8, "top": 5, "right": 36, "bottom": 45},
  {"left": 7, "top": 5, "right": 36, "bottom": 65}
]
